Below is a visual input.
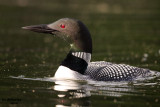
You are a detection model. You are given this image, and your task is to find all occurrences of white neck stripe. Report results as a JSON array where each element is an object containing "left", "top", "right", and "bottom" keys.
[{"left": 72, "top": 52, "right": 91, "bottom": 63}]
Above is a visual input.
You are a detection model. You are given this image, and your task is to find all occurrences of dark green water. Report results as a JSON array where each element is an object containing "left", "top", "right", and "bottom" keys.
[{"left": 0, "top": 0, "right": 160, "bottom": 107}]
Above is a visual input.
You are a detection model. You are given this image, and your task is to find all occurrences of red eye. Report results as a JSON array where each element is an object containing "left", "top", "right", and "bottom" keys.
[{"left": 60, "top": 24, "right": 65, "bottom": 28}]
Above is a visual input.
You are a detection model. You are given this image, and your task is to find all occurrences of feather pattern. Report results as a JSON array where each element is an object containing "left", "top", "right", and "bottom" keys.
[
  {"left": 85, "top": 61, "right": 152, "bottom": 81},
  {"left": 71, "top": 52, "right": 155, "bottom": 81}
]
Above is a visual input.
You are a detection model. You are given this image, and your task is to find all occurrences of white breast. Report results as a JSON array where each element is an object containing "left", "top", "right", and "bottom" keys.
[{"left": 54, "top": 65, "right": 89, "bottom": 80}]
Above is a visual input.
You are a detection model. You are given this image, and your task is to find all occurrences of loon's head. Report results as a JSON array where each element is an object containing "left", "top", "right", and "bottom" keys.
[{"left": 22, "top": 18, "right": 92, "bottom": 54}]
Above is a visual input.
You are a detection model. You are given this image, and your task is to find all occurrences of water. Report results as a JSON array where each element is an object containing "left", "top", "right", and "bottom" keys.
[
  {"left": 0, "top": 0, "right": 160, "bottom": 107},
  {"left": 1, "top": 76, "right": 160, "bottom": 106}
]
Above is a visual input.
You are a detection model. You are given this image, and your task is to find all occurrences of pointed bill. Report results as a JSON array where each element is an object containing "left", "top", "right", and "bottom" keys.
[{"left": 22, "top": 24, "right": 57, "bottom": 34}]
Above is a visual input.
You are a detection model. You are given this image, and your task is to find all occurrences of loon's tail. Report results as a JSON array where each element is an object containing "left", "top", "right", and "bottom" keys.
[{"left": 150, "top": 70, "right": 160, "bottom": 77}]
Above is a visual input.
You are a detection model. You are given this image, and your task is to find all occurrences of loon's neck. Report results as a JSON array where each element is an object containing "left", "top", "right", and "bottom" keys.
[
  {"left": 54, "top": 41, "right": 92, "bottom": 79},
  {"left": 71, "top": 51, "right": 91, "bottom": 63},
  {"left": 54, "top": 51, "right": 91, "bottom": 80},
  {"left": 60, "top": 51, "right": 91, "bottom": 74}
]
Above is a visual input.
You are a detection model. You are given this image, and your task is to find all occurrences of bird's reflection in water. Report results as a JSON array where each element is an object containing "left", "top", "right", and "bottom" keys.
[
  {"left": 52, "top": 79, "right": 91, "bottom": 107},
  {"left": 10, "top": 75, "right": 160, "bottom": 106}
]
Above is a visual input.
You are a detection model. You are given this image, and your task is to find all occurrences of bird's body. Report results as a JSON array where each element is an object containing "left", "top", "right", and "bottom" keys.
[
  {"left": 86, "top": 61, "right": 151, "bottom": 81},
  {"left": 54, "top": 51, "right": 155, "bottom": 81},
  {"left": 22, "top": 18, "right": 159, "bottom": 81}
]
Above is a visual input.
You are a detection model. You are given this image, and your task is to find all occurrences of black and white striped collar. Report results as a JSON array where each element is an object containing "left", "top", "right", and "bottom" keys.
[
  {"left": 71, "top": 52, "right": 91, "bottom": 63},
  {"left": 60, "top": 52, "right": 91, "bottom": 74}
]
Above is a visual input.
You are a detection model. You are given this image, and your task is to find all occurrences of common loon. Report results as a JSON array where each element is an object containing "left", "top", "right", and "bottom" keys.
[{"left": 22, "top": 18, "right": 159, "bottom": 81}]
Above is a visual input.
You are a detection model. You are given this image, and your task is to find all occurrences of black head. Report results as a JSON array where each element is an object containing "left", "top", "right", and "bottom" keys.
[{"left": 22, "top": 18, "right": 92, "bottom": 53}]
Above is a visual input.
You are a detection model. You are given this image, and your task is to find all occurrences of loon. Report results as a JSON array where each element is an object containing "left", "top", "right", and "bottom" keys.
[{"left": 22, "top": 18, "right": 159, "bottom": 81}]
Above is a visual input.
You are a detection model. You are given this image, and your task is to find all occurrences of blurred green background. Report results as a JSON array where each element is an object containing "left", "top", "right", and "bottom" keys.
[
  {"left": 0, "top": 0, "right": 160, "bottom": 107},
  {"left": 0, "top": 0, "right": 160, "bottom": 78}
]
